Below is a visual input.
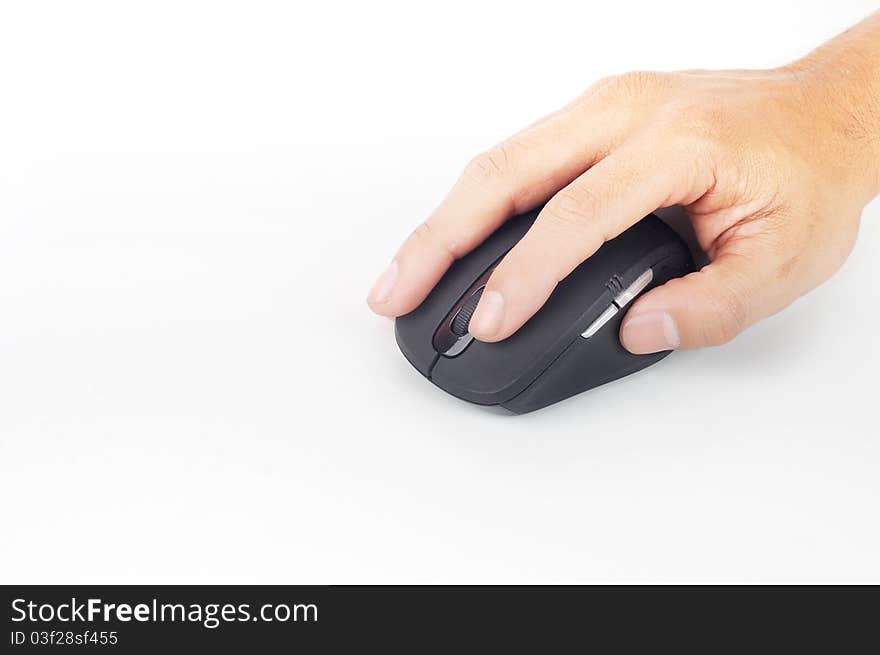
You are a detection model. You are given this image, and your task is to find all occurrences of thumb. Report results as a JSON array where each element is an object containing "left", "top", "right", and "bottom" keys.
[{"left": 620, "top": 252, "right": 776, "bottom": 353}]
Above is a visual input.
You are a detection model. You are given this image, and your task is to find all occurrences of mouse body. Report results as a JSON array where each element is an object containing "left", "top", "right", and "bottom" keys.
[{"left": 394, "top": 209, "right": 695, "bottom": 413}]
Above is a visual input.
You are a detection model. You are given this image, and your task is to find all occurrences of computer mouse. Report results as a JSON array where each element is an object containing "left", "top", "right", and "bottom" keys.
[{"left": 394, "top": 207, "right": 696, "bottom": 413}]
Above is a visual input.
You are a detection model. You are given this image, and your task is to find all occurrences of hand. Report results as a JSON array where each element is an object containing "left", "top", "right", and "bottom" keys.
[{"left": 368, "top": 15, "right": 880, "bottom": 353}]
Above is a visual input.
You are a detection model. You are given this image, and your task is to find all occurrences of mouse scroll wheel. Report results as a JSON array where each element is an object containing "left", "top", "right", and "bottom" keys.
[{"left": 451, "top": 287, "right": 485, "bottom": 337}]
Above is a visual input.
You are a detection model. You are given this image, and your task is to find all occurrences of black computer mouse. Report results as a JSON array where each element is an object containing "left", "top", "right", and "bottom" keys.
[{"left": 394, "top": 208, "right": 696, "bottom": 413}]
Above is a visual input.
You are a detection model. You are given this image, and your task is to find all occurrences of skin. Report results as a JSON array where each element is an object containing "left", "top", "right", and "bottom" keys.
[{"left": 368, "top": 13, "right": 880, "bottom": 354}]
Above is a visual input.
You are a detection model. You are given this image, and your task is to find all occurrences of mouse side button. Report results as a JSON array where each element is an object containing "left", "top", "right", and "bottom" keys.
[
  {"left": 581, "top": 267, "right": 654, "bottom": 338},
  {"left": 613, "top": 268, "right": 654, "bottom": 308},
  {"left": 581, "top": 305, "right": 619, "bottom": 339}
]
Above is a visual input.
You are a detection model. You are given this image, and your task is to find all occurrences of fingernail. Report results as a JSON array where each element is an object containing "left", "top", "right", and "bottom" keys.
[
  {"left": 368, "top": 260, "right": 399, "bottom": 305},
  {"left": 620, "top": 311, "right": 680, "bottom": 354},
  {"left": 468, "top": 290, "right": 504, "bottom": 340}
]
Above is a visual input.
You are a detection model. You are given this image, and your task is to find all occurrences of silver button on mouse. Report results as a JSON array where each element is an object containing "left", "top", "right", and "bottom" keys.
[{"left": 581, "top": 268, "right": 654, "bottom": 339}]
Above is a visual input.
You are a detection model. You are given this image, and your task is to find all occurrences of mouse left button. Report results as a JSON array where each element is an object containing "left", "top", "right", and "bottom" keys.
[
  {"left": 395, "top": 312, "right": 442, "bottom": 376},
  {"left": 394, "top": 209, "right": 541, "bottom": 378},
  {"left": 395, "top": 256, "right": 494, "bottom": 375}
]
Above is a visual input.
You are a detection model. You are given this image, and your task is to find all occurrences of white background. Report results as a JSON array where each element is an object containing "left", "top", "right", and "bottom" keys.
[{"left": 1, "top": 1, "right": 878, "bottom": 583}]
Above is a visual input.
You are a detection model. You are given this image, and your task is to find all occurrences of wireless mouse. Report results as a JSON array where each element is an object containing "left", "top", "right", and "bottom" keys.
[{"left": 394, "top": 208, "right": 696, "bottom": 413}]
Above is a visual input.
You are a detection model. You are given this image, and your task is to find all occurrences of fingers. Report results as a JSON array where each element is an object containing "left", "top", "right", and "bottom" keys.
[
  {"left": 367, "top": 98, "right": 633, "bottom": 318},
  {"left": 467, "top": 138, "right": 714, "bottom": 341},
  {"left": 620, "top": 249, "right": 784, "bottom": 353}
]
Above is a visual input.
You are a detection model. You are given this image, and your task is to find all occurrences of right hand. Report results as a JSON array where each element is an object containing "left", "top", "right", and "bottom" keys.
[{"left": 368, "top": 16, "right": 880, "bottom": 354}]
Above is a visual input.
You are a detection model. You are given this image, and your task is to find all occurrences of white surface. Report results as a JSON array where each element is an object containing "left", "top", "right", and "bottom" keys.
[{"left": 1, "top": 1, "right": 878, "bottom": 583}]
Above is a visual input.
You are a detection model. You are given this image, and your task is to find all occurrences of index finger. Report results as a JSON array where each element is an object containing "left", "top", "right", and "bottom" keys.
[{"left": 366, "top": 100, "right": 631, "bottom": 317}]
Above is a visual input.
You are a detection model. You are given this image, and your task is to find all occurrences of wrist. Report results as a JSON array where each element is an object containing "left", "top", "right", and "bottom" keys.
[{"left": 785, "top": 14, "right": 880, "bottom": 202}]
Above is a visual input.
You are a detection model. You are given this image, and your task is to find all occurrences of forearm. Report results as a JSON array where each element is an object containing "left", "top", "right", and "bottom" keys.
[{"left": 788, "top": 11, "right": 880, "bottom": 200}]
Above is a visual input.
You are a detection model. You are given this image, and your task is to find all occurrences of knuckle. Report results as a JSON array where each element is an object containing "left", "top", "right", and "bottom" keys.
[
  {"left": 412, "top": 221, "right": 459, "bottom": 261},
  {"left": 577, "top": 71, "right": 673, "bottom": 118},
  {"left": 583, "top": 75, "right": 620, "bottom": 98},
  {"left": 662, "top": 97, "right": 729, "bottom": 143},
  {"left": 463, "top": 144, "right": 515, "bottom": 187},
  {"left": 608, "top": 70, "right": 667, "bottom": 97},
  {"left": 543, "top": 187, "right": 604, "bottom": 230},
  {"left": 616, "top": 70, "right": 658, "bottom": 91},
  {"left": 411, "top": 221, "right": 435, "bottom": 248}
]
